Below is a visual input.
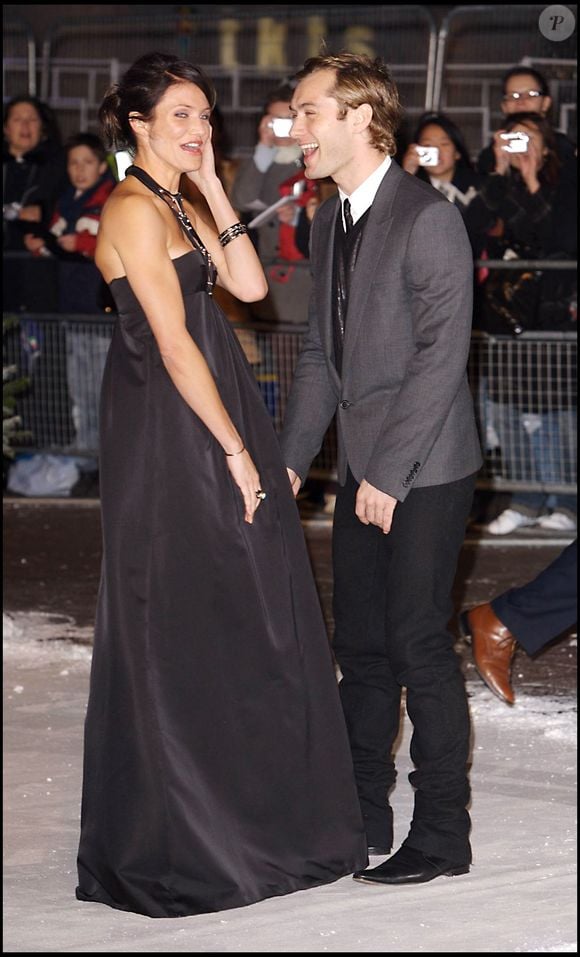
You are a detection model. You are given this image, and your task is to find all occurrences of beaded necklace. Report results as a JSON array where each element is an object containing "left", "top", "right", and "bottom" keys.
[{"left": 125, "top": 165, "right": 215, "bottom": 296}]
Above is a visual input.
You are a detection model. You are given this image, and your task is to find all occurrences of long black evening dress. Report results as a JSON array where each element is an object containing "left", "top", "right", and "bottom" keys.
[{"left": 75, "top": 216, "right": 367, "bottom": 917}]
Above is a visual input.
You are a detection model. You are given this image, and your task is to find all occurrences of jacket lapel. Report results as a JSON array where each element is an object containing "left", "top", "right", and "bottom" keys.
[
  {"left": 342, "top": 162, "right": 401, "bottom": 364},
  {"left": 314, "top": 197, "right": 341, "bottom": 387}
]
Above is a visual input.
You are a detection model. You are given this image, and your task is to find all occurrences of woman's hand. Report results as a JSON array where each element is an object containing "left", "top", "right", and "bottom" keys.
[
  {"left": 185, "top": 126, "right": 219, "bottom": 196},
  {"left": 516, "top": 137, "right": 542, "bottom": 194},
  {"left": 226, "top": 448, "right": 264, "bottom": 524},
  {"left": 491, "top": 130, "right": 511, "bottom": 175},
  {"left": 401, "top": 144, "right": 421, "bottom": 175},
  {"left": 286, "top": 468, "right": 301, "bottom": 497},
  {"left": 18, "top": 204, "right": 42, "bottom": 222}
]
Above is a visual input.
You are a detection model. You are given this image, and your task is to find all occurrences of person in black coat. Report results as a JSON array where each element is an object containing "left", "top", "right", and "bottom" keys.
[
  {"left": 477, "top": 66, "right": 576, "bottom": 178},
  {"left": 465, "top": 112, "right": 577, "bottom": 535},
  {"left": 401, "top": 112, "right": 481, "bottom": 223},
  {"left": 3, "top": 95, "right": 68, "bottom": 252}
]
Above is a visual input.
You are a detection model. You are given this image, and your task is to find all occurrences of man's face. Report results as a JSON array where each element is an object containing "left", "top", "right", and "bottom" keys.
[
  {"left": 289, "top": 69, "right": 359, "bottom": 183},
  {"left": 501, "top": 73, "right": 551, "bottom": 116}
]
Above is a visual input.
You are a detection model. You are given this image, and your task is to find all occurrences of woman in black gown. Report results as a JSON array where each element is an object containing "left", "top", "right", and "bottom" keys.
[{"left": 75, "top": 52, "right": 367, "bottom": 919}]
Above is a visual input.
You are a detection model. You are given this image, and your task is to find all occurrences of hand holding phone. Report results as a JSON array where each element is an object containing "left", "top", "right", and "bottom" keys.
[
  {"left": 500, "top": 132, "right": 529, "bottom": 153},
  {"left": 416, "top": 146, "right": 439, "bottom": 167}
]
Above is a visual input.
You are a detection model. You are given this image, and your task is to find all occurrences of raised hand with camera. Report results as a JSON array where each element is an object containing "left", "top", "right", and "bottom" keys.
[{"left": 401, "top": 113, "right": 480, "bottom": 212}]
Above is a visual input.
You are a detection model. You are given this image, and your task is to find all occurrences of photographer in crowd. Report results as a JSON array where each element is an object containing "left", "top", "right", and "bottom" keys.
[
  {"left": 230, "top": 83, "right": 303, "bottom": 262},
  {"left": 465, "top": 112, "right": 577, "bottom": 535},
  {"left": 477, "top": 66, "right": 576, "bottom": 176},
  {"left": 402, "top": 112, "right": 481, "bottom": 218}
]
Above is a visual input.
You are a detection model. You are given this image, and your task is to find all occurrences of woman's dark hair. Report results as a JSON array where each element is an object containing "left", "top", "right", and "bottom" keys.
[
  {"left": 3, "top": 94, "right": 62, "bottom": 147},
  {"left": 98, "top": 51, "right": 217, "bottom": 151},
  {"left": 503, "top": 111, "right": 560, "bottom": 187},
  {"left": 501, "top": 66, "right": 550, "bottom": 98},
  {"left": 412, "top": 112, "right": 474, "bottom": 169}
]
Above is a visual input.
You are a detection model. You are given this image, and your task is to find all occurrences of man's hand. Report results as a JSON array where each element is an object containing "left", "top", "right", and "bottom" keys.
[
  {"left": 286, "top": 467, "right": 301, "bottom": 497},
  {"left": 355, "top": 479, "right": 398, "bottom": 534}
]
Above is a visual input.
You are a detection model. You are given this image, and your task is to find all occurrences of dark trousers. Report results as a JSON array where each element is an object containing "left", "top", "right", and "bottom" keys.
[
  {"left": 493, "top": 540, "right": 577, "bottom": 656},
  {"left": 332, "top": 469, "right": 476, "bottom": 863}
]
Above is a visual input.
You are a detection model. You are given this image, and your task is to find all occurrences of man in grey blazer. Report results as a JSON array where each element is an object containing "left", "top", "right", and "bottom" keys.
[{"left": 282, "top": 53, "right": 483, "bottom": 885}]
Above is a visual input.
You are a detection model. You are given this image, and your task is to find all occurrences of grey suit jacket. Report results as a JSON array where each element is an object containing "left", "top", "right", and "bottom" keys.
[{"left": 280, "top": 160, "right": 483, "bottom": 501}]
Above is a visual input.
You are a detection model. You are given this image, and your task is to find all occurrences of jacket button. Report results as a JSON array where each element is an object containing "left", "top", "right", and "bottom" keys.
[{"left": 340, "top": 400, "right": 351, "bottom": 409}]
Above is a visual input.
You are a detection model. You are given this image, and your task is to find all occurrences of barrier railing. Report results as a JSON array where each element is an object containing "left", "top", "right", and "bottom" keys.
[
  {"left": 2, "top": 16, "right": 36, "bottom": 99},
  {"left": 432, "top": 5, "right": 578, "bottom": 155},
  {"left": 6, "top": 6, "right": 576, "bottom": 160},
  {"left": 36, "top": 5, "right": 436, "bottom": 144},
  {"left": 4, "top": 313, "right": 576, "bottom": 495}
]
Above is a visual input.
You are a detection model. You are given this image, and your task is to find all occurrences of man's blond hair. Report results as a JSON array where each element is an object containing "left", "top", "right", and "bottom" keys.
[{"left": 295, "top": 52, "right": 403, "bottom": 156}]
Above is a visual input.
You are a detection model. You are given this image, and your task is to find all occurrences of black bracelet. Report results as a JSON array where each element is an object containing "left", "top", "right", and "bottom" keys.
[{"left": 218, "top": 222, "right": 248, "bottom": 247}]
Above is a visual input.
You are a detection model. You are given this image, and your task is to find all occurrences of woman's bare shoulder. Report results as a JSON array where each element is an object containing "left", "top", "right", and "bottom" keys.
[
  {"left": 101, "top": 181, "right": 162, "bottom": 229},
  {"left": 97, "top": 183, "right": 168, "bottom": 280}
]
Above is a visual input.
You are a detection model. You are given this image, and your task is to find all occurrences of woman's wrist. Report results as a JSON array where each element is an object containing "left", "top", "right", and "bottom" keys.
[{"left": 224, "top": 443, "right": 245, "bottom": 456}]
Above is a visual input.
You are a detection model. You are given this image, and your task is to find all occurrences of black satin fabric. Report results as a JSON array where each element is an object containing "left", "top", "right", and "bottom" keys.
[{"left": 75, "top": 251, "right": 367, "bottom": 918}]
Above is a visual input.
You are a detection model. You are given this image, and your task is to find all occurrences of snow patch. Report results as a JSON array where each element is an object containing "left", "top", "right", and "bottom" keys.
[{"left": 3, "top": 611, "right": 93, "bottom": 664}]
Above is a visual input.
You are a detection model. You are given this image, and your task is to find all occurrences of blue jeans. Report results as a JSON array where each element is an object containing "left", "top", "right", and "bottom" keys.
[
  {"left": 66, "top": 327, "right": 111, "bottom": 454},
  {"left": 493, "top": 402, "right": 577, "bottom": 515}
]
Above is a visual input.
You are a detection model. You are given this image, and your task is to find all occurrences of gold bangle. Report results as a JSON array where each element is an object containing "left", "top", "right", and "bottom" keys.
[{"left": 224, "top": 444, "right": 245, "bottom": 456}]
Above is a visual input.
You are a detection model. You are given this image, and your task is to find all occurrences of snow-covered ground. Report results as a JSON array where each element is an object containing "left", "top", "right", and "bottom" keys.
[{"left": 3, "top": 611, "right": 577, "bottom": 954}]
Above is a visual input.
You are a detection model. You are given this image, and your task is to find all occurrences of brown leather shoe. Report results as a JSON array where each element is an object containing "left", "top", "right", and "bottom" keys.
[{"left": 460, "top": 604, "right": 517, "bottom": 704}]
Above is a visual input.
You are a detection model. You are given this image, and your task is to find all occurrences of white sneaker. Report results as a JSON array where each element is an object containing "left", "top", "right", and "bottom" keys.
[
  {"left": 486, "top": 508, "right": 538, "bottom": 535},
  {"left": 536, "top": 511, "right": 577, "bottom": 532}
]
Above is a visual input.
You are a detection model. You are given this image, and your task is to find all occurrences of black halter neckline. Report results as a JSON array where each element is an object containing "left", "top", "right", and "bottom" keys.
[
  {"left": 125, "top": 165, "right": 215, "bottom": 296},
  {"left": 125, "top": 165, "right": 181, "bottom": 200}
]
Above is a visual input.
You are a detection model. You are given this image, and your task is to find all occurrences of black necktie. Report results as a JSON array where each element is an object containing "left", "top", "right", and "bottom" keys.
[{"left": 343, "top": 198, "right": 353, "bottom": 233}]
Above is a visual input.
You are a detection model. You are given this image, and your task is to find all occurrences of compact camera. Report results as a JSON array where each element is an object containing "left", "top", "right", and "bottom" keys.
[
  {"left": 269, "top": 117, "right": 293, "bottom": 138},
  {"left": 3, "top": 202, "right": 22, "bottom": 221},
  {"left": 500, "top": 132, "right": 529, "bottom": 153},
  {"left": 416, "top": 146, "right": 439, "bottom": 167}
]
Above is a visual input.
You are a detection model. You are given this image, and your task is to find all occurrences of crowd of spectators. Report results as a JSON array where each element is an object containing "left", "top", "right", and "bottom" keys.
[{"left": 3, "top": 64, "right": 577, "bottom": 526}]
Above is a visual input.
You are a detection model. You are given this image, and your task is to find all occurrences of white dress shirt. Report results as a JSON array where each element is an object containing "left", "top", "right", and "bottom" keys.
[{"left": 338, "top": 154, "right": 392, "bottom": 230}]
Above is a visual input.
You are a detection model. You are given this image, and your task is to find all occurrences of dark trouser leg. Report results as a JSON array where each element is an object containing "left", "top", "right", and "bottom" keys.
[
  {"left": 333, "top": 470, "right": 475, "bottom": 863},
  {"left": 333, "top": 470, "right": 399, "bottom": 849},
  {"left": 492, "top": 540, "right": 577, "bottom": 656}
]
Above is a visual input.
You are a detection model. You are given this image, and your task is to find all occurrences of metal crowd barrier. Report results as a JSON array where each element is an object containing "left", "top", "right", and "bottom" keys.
[
  {"left": 3, "top": 312, "right": 576, "bottom": 494},
  {"left": 2, "top": 15, "right": 36, "bottom": 99},
  {"left": 432, "top": 5, "right": 577, "bottom": 154},
  {"left": 36, "top": 5, "right": 436, "bottom": 146}
]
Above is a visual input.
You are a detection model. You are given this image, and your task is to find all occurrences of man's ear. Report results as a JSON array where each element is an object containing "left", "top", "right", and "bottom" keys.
[{"left": 353, "top": 103, "right": 373, "bottom": 132}]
